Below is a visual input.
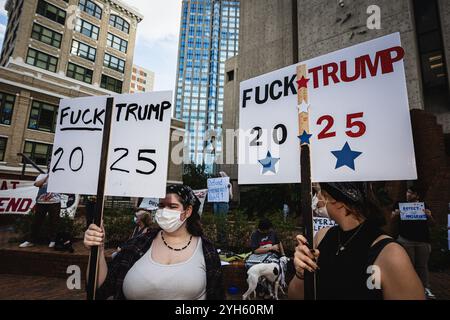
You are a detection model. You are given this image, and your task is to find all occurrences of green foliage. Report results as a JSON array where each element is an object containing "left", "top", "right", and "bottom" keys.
[
  {"left": 200, "top": 209, "right": 300, "bottom": 255},
  {"left": 182, "top": 163, "right": 211, "bottom": 189},
  {"left": 13, "top": 213, "right": 84, "bottom": 243},
  {"left": 239, "top": 184, "right": 300, "bottom": 217},
  {"left": 103, "top": 215, "right": 135, "bottom": 248}
]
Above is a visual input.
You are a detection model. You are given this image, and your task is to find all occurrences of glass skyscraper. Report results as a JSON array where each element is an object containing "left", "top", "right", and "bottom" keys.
[{"left": 174, "top": 0, "right": 239, "bottom": 172}]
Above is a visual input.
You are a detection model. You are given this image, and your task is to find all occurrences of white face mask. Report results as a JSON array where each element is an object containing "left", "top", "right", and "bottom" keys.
[
  {"left": 313, "top": 195, "right": 330, "bottom": 218},
  {"left": 155, "top": 208, "right": 185, "bottom": 233}
]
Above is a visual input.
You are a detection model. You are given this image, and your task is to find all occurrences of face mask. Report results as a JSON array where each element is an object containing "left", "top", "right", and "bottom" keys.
[
  {"left": 155, "top": 208, "right": 185, "bottom": 233},
  {"left": 311, "top": 195, "right": 319, "bottom": 211},
  {"left": 315, "top": 197, "right": 330, "bottom": 218}
]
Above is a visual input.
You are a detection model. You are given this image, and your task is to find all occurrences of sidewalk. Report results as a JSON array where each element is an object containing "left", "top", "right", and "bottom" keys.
[{"left": 0, "top": 270, "right": 448, "bottom": 300}]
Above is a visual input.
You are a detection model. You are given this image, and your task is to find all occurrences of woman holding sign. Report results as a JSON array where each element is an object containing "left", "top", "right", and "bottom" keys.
[
  {"left": 288, "top": 182, "right": 425, "bottom": 300},
  {"left": 84, "top": 185, "right": 224, "bottom": 300}
]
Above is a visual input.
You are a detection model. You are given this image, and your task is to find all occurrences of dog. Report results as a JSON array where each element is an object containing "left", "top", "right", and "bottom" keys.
[{"left": 242, "top": 256, "right": 289, "bottom": 300}]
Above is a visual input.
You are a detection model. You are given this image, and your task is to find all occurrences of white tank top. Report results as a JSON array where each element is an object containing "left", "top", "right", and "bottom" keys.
[{"left": 122, "top": 238, "right": 207, "bottom": 300}]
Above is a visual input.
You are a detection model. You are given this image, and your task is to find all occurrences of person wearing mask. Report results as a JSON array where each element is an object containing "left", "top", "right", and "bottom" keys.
[
  {"left": 20, "top": 163, "right": 61, "bottom": 248},
  {"left": 289, "top": 182, "right": 425, "bottom": 300},
  {"left": 84, "top": 185, "right": 224, "bottom": 300},
  {"left": 391, "top": 186, "right": 435, "bottom": 299}
]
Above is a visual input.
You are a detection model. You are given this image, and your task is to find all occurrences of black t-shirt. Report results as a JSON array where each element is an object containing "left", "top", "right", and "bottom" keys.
[
  {"left": 393, "top": 201, "right": 430, "bottom": 243},
  {"left": 250, "top": 230, "right": 279, "bottom": 251}
]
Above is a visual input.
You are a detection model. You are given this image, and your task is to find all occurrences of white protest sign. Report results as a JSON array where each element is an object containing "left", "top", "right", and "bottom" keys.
[
  {"left": 193, "top": 189, "right": 208, "bottom": 215},
  {"left": 399, "top": 202, "right": 427, "bottom": 220},
  {"left": 60, "top": 194, "right": 80, "bottom": 219},
  {"left": 139, "top": 198, "right": 159, "bottom": 210},
  {"left": 48, "top": 91, "right": 173, "bottom": 198},
  {"left": 0, "top": 186, "right": 38, "bottom": 214},
  {"left": 106, "top": 92, "right": 172, "bottom": 197},
  {"left": 238, "top": 32, "right": 417, "bottom": 184},
  {"left": 207, "top": 177, "right": 230, "bottom": 203},
  {"left": 0, "top": 179, "right": 35, "bottom": 190},
  {"left": 313, "top": 217, "right": 337, "bottom": 237}
]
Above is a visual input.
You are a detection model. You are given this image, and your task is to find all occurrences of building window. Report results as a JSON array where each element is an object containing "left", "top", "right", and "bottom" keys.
[
  {"left": 413, "top": 0, "right": 449, "bottom": 105},
  {"left": 26, "top": 48, "right": 58, "bottom": 72},
  {"left": 109, "top": 14, "right": 130, "bottom": 34},
  {"left": 75, "top": 19, "right": 99, "bottom": 40},
  {"left": 0, "top": 92, "right": 15, "bottom": 125},
  {"left": 226, "top": 70, "right": 234, "bottom": 82},
  {"left": 31, "top": 23, "right": 62, "bottom": 48},
  {"left": 28, "top": 101, "right": 57, "bottom": 132},
  {"left": 23, "top": 141, "right": 52, "bottom": 166},
  {"left": 104, "top": 53, "right": 125, "bottom": 73},
  {"left": 71, "top": 40, "right": 96, "bottom": 62},
  {"left": 0, "top": 137, "right": 6, "bottom": 161},
  {"left": 79, "top": 0, "right": 102, "bottom": 19},
  {"left": 66, "top": 62, "right": 93, "bottom": 84},
  {"left": 107, "top": 33, "right": 128, "bottom": 53},
  {"left": 101, "top": 75, "right": 122, "bottom": 93},
  {"left": 36, "top": 0, "right": 66, "bottom": 25}
]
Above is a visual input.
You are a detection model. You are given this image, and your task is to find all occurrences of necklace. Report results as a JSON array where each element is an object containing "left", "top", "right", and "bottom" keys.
[
  {"left": 161, "top": 231, "right": 193, "bottom": 252},
  {"left": 336, "top": 222, "right": 365, "bottom": 256}
]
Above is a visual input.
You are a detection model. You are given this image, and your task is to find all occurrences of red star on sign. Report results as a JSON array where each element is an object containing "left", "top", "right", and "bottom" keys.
[{"left": 297, "top": 76, "right": 310, "bottom": 90}]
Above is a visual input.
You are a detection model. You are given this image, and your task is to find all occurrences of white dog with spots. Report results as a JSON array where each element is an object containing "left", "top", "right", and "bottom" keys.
[{"left": 242, "top": 256, "right": 289, "bottom": 300}]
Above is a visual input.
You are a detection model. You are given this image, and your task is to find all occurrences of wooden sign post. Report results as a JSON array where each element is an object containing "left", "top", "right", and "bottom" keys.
[
  {"left": 86, "top": 97, "right": 114, "bottom": 300},
  {"left": 296, "top": 65, "right": 316, "bottom": 300}
]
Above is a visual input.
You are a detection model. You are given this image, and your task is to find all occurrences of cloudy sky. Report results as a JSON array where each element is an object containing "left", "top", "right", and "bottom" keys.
[{"left": 0, "top": 0, "right": 182, "bottom": 91}]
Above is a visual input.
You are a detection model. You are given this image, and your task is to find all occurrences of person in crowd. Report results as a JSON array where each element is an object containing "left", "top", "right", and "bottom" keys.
[
  {"left": 84, "top": 185, "right": 224, "bottom": 300},
  {"left": 283, "top": 203, "right": 289, "bottom": 222},
  {"left": 246, "top": 218, "right": 285, "bottom": 299},
  {"left": 391, "top": 185, "right": 436, "bottom": 299},
  {"left": 20, "top": 163, "right": 61, "bottom": 248},
  {"left": 213, "top": 171, "right": 233, "bottom": 246},
  {"left": 112, "top": 208, "right": 155, "bottom": 259},
  {"left": 250, "top": 218, "right": 285, "bottom": 256},
  {"left": 213, "top": 171, "right": 233, "bottom": 215},
  {"left": 288, "top": 182, "right": 425, "bottom": 300}
]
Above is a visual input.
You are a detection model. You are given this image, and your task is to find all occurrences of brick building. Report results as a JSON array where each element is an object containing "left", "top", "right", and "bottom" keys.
[
  {"left": 129, "top": 64, "right": 154, "bottom": 93},
  {"left": 0, "top": 0, "right": 184, "bottom": 185},
  {"left": 221, "top": 0, "right": 450, "bottom": 225}
]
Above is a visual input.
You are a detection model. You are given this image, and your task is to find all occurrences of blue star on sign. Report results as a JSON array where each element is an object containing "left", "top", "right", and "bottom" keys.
[
  {"left": 331, "top": 142, "right": 363, "bottom": 171},
  {"left": 298, "top": 130, "right": 313, "bottom": 145},
  {"left": 258, "top": 151, "right": 280, "bottom": 174}
]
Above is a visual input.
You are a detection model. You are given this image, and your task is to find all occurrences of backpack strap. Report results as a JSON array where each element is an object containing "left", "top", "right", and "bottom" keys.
[{"left": 367, "top": 238, "right": 397, "bottom": 266}]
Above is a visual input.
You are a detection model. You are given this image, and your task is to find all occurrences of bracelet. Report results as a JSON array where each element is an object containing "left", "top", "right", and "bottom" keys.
[{"left": 295, "top": 271, "right": 304, "bottom": 280}]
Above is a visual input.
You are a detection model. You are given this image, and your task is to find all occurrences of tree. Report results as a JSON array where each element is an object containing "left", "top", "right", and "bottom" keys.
[{"left": 182, "top": 163, "right": 211, "bottom": 189}]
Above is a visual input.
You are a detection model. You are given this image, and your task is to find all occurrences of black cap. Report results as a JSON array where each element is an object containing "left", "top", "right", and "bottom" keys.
[{"left": 319, "top": 182, "right": 368, "bottom": 206}]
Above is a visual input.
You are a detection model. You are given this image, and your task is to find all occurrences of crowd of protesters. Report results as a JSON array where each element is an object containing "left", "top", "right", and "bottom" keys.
[{"left": 18, "top": 165, "right": 440, "bottom": 300}]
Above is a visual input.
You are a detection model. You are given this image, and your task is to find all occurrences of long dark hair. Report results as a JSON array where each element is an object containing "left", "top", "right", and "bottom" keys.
[
  {"left": 166, "top": 185, "right": 203, "bottom": 237},
  {"left": 320, "top": 182, "right": 386, "bottom": 226}
]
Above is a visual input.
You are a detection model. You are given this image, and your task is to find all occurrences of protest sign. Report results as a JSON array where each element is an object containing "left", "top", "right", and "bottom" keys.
[
  {"left": 399, "top": 202, "right": 427, "bottom": 220},
  {"left": 193, "top": 189, "right": 208, "bottom": 215},
  {"left": 0, "top": 179, "right": 35, "bottom": 190},
  {"left": 238, "top": 32, "right": 417, "bottom": 184},
  {"left": 48, "top": 91, "right": 173, "bottom": 198},
  {"left": 0, "top": 186, "right": 37, "bottom": 214},
  {"left": 139, "top": 198, "right": 159, "bottom": 210},
  {"left": 313, "top": 217, "right": 337, "bottom": 237},
  {"left": 207, "top": 177, "right": 230, "bottom": 202}
]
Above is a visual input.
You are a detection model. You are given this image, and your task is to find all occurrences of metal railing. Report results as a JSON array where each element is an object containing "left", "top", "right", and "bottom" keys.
[{"left": 17, "top": 153, "right": 45, "bottom": 179}]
